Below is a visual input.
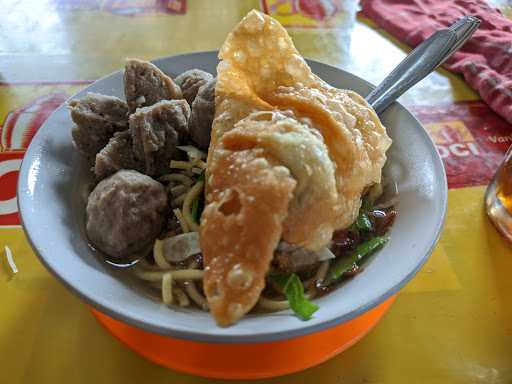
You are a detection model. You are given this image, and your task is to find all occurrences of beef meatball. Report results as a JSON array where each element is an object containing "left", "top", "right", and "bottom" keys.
[
  {"left": 86, "top": 170, "right": 167, "bottom": 259},
  {"left": 94, "top": 130, "right": 143, "bottom": 181},
  {"left": 174, "top": 69, "right": 213, "bottom": 106},
  {"left": 124, "top": 59, "right": 182, "bottom": 113},
  {"left": 188, "top": 78, "right": 216, "bottom": 150},
  {"left": 69, "top": 92, "right": 129, "bottom": 164},
  {"left": 130, "top": 99, "right": 190, "bottom": 176}
]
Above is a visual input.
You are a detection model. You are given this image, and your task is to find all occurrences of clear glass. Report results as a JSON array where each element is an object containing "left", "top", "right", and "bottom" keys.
[{"left": 485, "top": 145, "right": 512, "bottom": 242}]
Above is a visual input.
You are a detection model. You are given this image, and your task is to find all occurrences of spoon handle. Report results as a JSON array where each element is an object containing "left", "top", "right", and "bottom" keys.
[{"left": 366, "top": 16, "right": 480, "bottom": 115}]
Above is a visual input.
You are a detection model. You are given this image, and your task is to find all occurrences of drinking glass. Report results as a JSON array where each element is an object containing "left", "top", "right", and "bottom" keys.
[{"left": 485, "top": 145, "right": 512, "bottom": 242}]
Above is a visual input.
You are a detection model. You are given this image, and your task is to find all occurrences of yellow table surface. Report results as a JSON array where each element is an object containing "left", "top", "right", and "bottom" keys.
[{"left": 2, "top": 1, "right": 512, "bottom": 382}]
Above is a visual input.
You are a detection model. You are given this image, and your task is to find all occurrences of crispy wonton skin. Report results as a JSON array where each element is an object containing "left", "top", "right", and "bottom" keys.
[{"left": 201, "top": 10, "right": 391, "bottom": 325}]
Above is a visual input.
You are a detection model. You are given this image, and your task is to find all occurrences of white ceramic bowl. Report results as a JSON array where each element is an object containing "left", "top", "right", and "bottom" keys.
[{"left": 18, "top": 51, "right": 447, "bottom": 343}]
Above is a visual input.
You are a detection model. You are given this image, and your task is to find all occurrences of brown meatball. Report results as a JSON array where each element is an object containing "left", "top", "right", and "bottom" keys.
[
  {"left": 94, "top": 130, "right": 144, "bottom": 181},
  {"left": 124, "top": 59, "right": 182, "bottom": 113},
  {"left": 69, "top": 92, "right": 129, "bottom": 164},
  {"left": 86, "top": 170, "right": 167, "bottom": 259},
  {"left": 129, "top": 99, "right": 190, "bottom": 176},
  {"left": 189, "top": 78, "right": 216, "bottom": 150},
  {"left": 174, "top": 69, "right": 213, "bottom": 106}
]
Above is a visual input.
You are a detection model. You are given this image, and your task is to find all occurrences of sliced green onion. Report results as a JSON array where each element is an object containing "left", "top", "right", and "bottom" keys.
[
  {"left": 324, "top": 236, "right": 388, "bottom": 286},
  {"left": 191, "top": 198, "right": 200, "bottom": 223},
  {"left": 355, "top": 197, "right": 373, "bottom": 232},
  {"left": 356, "top": 212, "right": 372, "bottom": 232},
  {"left": 190, "top": 172, "right": 206, "bottom": 224}
]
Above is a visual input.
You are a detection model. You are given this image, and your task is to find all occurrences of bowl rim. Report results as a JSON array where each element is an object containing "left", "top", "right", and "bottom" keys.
[{"left": 17, "top": 51, "right": 448, "bottom": 343}]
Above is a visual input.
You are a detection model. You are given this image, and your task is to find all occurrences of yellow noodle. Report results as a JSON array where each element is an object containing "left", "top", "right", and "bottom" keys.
[
  {"left": 153, "top": 239, "right": 172, "bottom": 269},
  {"left": 134, "top": 269, "right": 204, "bottom": 282},
  {"left": 258, "top": 292, "right": 314, "bottom": 311},
  {"left": 173, "top": 208, "right": 190, "bottom": 233},
  {"left": 173, "top": 193, "right": 187, "bottom": 206},
  {"left": 314, "top": 260, "right": 330, "bottom": 286},
  {"left": 170, "top": 184, "right": 188, "bottom": 196},
  {"left": 170, "top": 160, "right": 193, "bottom": 170},
  {"left": 193, "top": 159, "right": 207, "bottom": 169},
  {"left": 138, "top": 259, "right": 175, "bottom": 272},
  {"left": 257, "top": 297, "right": 290, "bottom": 311},
  {"left": 174, "top": 286, "right": 190, "bottom": 307},
  {"left": 184, "top": 280, "right": 208, "bottom": 310},
  {"left": 162, "top": 273, "right": 173, "bottom": 305},
  {"left": 182, "top": 180, "right": 204, "bottom": 232},
  {"left": 159, "top": 174, "right": 194, "bottom": 186},
  {"left": 182, "top": 260, "right": 208, "bottom": 309},
  {"left": 134, "top": 270, "right": 165, "bottom": 282}
]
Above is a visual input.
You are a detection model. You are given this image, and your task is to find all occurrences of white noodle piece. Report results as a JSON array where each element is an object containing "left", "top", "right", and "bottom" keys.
[{"left": 4, "top": 246, "right": 18, "bottom": 275}]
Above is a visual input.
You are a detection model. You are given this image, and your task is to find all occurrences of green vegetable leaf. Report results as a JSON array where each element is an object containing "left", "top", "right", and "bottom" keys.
[
  {"left": 325, "top": 236, "right": 388, "bottom": 285},
  {"left": 191, "top": 198, "right": 200, "bottom": 223},
  {"left": 271, "top": 273, "right": 319, "bottom": 321},
  {"left": 356, "top": 212, "right": 372, "bottom": 232},
  {"left": 355, "top": 197, "right": 373, "bottom": 232},
  {"left": 191, "top": 173, "right": 205, "bottom": 224}
]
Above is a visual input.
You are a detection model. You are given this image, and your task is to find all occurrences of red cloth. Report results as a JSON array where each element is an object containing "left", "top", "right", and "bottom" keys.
[{"left": 360, "top": 0, "right": 512, "bottom": 124}]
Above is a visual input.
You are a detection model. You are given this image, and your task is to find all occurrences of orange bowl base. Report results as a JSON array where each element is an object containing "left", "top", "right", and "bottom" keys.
[{"left": 91, "top": 295, "right": 396, "bottom": 379}]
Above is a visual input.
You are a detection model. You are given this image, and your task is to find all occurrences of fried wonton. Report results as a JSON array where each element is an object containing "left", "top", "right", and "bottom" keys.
[{"left": 200, "top": 10, "right": 391, "bottom": 326}]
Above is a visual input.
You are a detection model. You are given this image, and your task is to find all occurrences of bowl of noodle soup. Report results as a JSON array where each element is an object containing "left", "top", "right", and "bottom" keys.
[{"left": 18, "top": 51, "right": 447, "bottom": 343}]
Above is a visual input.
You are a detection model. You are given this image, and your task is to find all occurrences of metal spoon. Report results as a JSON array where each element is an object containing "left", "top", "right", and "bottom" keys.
[{"left": 366, "top": 16, "right": 481, "bottom": 115}]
